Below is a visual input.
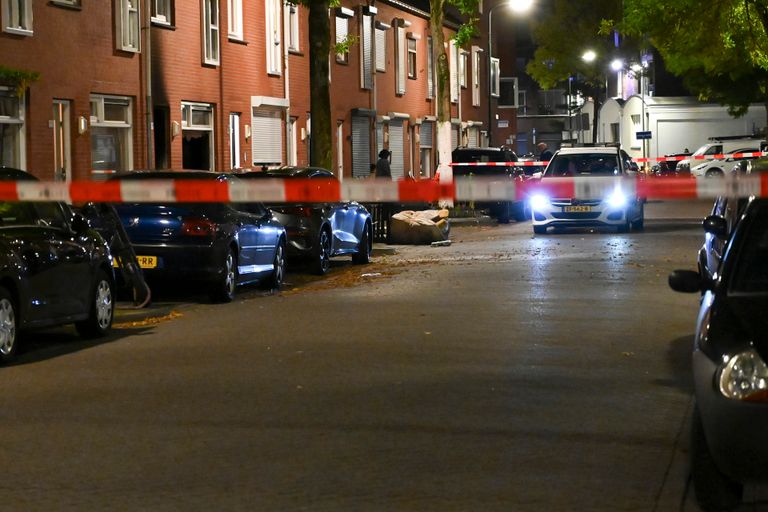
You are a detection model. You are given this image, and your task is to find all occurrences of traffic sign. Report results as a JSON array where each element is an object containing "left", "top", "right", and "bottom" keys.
[{"left": 636, "top": 131, "right": 652, "bottom": 140}]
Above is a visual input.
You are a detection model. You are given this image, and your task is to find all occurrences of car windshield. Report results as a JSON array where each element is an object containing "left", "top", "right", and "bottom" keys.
[
  {"left": 730, "top": 200, "right": 768, "bottom": 293},
  {"left": 452, "top": 150, "right": 516, "bottom": 163},
  {"left": 543, "top": 153, "right": 620, "bottom": 177}
]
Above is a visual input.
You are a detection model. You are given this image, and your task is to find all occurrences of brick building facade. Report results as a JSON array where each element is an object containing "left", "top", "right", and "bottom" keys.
[{"left": 0, "top": 0, "right": 514, "bottom": 181}]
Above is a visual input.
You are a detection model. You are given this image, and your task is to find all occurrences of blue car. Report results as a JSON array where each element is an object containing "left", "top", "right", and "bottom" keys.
[{"left": 111, "top": 171, "right": 286, "bottom": 302}]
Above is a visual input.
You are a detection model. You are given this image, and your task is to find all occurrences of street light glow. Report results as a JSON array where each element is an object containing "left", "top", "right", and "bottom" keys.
[
  {"left": 610, "top": 59, "right": 624, "bottom": 71},
  {"left": 582, "top": 50, "right": 597, "bottom": 63},
  {"left": 508, "top": 0, "right": 534, "bottom": 13}
]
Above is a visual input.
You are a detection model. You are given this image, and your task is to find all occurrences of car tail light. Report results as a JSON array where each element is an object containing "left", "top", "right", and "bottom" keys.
[{"left": 181, "top": 218, "right": 217, "bottom": 237}]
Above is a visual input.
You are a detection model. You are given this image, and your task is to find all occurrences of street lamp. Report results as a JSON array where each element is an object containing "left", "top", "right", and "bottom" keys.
[{"left": 487, "top": 0, "right": 533, "bottom": 146}]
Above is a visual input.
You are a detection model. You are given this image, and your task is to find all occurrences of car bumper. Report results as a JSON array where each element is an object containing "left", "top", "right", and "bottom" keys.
[
  {"left": 128, "top": 243, "right": 226, "bottom": 282},
  {"left": 531, "top": 203, "right": 631, "bottom": 229},
  {"left": 693, "top": 348, "right": 768, "bottom": 481}
]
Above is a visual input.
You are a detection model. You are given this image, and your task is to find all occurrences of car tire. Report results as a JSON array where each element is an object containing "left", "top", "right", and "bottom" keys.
[
  {"left": 495, "top": 203, "right": 511, "bottom": 224},
  {"left": 631, "top": 204, "right": 645, "bottom": 231},
  {"left": 691, "top": 404, "right": 743, "bottom": 512},
  {"left": 617, "top": 217, "right": 631, "bottom": 233},
  {"left": 0, "top": 287, "right": 18, "bottom": 363},
  {"left": 264, "top": 240, "right": 286, "bottom": 290},
  {"left": 533, "top": 225, "right": 547, "bottom": 235},
  {"left": 352, "top": 222, "right": 372, "bottom": 265},
  {"left": 311, "top": 227, "right": 332, "bottom": 275},
  {"left": 512, "top": 202, "right": 528, "bottom": 222},
  {"left": 705, "top": 169, "right": 724, "bottom": 178},
  {"left": 75, "top": 270, "right": 114, "bottom": 338},
  {"left": 210, "top": 248, "right": 237, "bottom": 303}
]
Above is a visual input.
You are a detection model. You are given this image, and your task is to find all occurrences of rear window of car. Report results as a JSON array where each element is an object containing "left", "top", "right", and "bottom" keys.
[
  {"left": 452, "top": 150, "right": 516, "bottom": 163},
  {"left": 544, "top": 153, "right": 621, "bottom": 177}
]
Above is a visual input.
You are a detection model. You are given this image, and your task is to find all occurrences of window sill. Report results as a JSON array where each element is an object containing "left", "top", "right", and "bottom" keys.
[
  {"left": 228, "top": 36, "right": 248, "bottom": 45},
  {"left": 152, "top": 20, "right": 176, "bottom": 30},
  {"left": 49, "top": 1, "right": 82, "bottom": 10},
  {"left": 3, "top": 27, "right": 33, "bottom": 37},
  {"left": 288, "top": 49, "right": 303, "bottom": 56}
]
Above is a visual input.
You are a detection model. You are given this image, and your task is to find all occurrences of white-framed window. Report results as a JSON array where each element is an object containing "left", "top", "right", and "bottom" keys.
[
  {"left": 0, "top": 87, "right": 25, "bottom": 169},
  {"left": 375, "top": 23, "right": 389, "bottom": 72},
  {"left": 407, "top": 37, "right": 417, "bottom": 80},
  {"left": 499, "top": 77, "right": 519, "bottom": 108},
  {"left": 202, "top": 0, "right": 220, "bottom": 65},
  {"left": 90, "top": 95, "right": 133, "bottom": 173},
  {"left": 115, "top": 0, "right": 140, "bottom": 52},
  {"left": 490, "top": 57, "right": 501, "bottom": 97},
  {"left": 459, "top": 51, "right": 467, "bottom": 88},
  {"left": 335, "top": 14, "right": 349, "bottom": 63},
  {"left": 471, "top": 46, "right": 481, "bottom": 107},
  {"left": 181, "top": 102, "right": 215, "bottom": 170},
  {"left": 2, "top": 0, "right": 32, "bottom": 35},
  {"left": 151, "top": 0, "right": 172, "bottom": 25},
  {"left": 395, "top": 22, "right": 405, "bottom": 95},
  {"left": 265, "top": 0, "right": 282, "bottom": 75},
  {"left": 228, "top": 0, "right": 242, "bottom": 40},
  {"left": 286, "top": 3, "right": 300, "bottom": 52}
]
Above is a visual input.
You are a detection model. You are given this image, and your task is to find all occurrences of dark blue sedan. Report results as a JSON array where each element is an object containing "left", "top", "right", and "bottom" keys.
[{"left": 111, "top": 171, "right": 286, "bottom": 302}]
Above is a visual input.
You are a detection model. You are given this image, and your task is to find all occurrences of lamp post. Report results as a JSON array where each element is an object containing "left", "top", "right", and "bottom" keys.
[{"left": 487, "top": 0, "right": 533, "bottom": 147}]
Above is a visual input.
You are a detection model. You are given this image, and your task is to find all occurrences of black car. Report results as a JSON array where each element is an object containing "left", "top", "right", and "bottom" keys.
[
  {"left": 238, "top": 167, "right": 372, "bottom": 275},
  {"left": 451, "top": 147, "right": 527, "bottom": 223},
  {"left": 670, "top": 197, "right": 768, "bottom": 511},
  {"left": 110, "top": 171, "right": 286, "bottom": 302},
  {"left": 0, "top": 199, "right": 115, "bottom": 363},
  {"left": 698, "top": 196, "right": 749, "bottom": 282}
]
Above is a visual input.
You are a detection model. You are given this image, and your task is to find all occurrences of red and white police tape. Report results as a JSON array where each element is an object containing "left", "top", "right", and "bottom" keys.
[{"left": 2, "top": 174, "right": 768, "bottom": 204}]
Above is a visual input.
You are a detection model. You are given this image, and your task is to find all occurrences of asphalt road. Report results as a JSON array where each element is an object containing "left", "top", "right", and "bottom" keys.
[{"left": 2, "top": 200, "right": 764, "bottom": 511}]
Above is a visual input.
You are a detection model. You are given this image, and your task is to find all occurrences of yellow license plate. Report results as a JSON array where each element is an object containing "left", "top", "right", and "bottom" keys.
[
  {"left": 135, "top": 255, "right": 158, "bottom": 269},
  {"left": 565, "top": 205, "right": 592, "bottom": 212}
]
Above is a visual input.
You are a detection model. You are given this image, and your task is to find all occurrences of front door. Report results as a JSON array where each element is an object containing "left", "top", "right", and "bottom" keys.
[{"left": 52, "top": 100, "right": 71, "bottom": 181}]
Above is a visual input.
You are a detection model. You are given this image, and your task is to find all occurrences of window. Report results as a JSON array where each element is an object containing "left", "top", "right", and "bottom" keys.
[
  {"left": 90, "top": 95, "right": 133, "bottom": 173},
  {"left": 2, "top": 0, "right": 32, "bottom": 35},
  {"left": 265, "top": 0, "right": 281, "bottom": 74},
  {"left": 202, "top": 0, "right": 220, "bottom": 64},
  {"left": 459, "top": 51, "right": 467, "bottom": 89},
  {"left": 490, "top": 58, "right": 500, "bottom": 97},
  {"left": 395, "top": 22, "right": 405, "bottom": 95},
  {"left": 499, "top": 77, "right": 518, "bottom": 107},
  {"left": 407, "top": 37, "right": 417, "bottom": 80},
  {"left": 335, "top": 15, "right": 349, "bottom": 63},
  {"left": 426, "top": 36, "right": 434, "bottom": 99},
  {"left": 0, "top": 88, "right": 24, "bottom": 168},
  {"left": 181, "top": 102, "right": 214, "bottom": 170},
  {"left": 375, "top": 23, "right": 388, "bottom": 72},
  {"left": 286, "top": 3, "right": 300, "bottom": 52},
  {"left": 472, "top": 46, "right": 481, "bottom": 107},
  {"left": 228, "top": 0, "right": 242, "bottom": 40},
  {"left": 115, "top": 0, "right": 140, "bottom": 52},
  {"left": 151, "top": 0, "right": 171, "bottom": 25}
]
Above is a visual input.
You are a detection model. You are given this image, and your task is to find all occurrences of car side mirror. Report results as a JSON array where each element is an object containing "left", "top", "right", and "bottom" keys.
[
  {"left": 70, "top": 212, "right": 90, "bottom": 235},
  {"left": 703, "top": 215, "right": 728, "bottom": 239},
  {"left": 531, "top": 171, "right": 543, "bottom": 180},
  {"left": 668, "top": 270, "right": 703, "bottom": 293}
]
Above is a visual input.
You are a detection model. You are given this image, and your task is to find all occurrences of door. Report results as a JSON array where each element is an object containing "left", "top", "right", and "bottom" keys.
[
  {"left": 231, "top": 203, "right": 277, "bottom": 277},
  {"left": 52, "top": 100, "right": 71, "bottom": 182}
]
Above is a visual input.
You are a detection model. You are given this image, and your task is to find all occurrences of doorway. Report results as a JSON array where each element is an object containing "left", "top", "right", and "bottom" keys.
[{"left": 52, "top": 100, "right": 71, "bottom": 181}]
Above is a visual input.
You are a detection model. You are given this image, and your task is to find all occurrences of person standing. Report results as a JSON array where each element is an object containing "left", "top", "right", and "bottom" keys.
[
  {"left": 537, "top": 142, "right": 553, "bottom": 161},
  {"left": 375, "top": 149, "right": 392, "bottom": 179}
]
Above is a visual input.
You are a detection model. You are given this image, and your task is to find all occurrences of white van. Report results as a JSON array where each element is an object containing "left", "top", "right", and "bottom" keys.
[{"left": 677, "top": 137, "right": 765, "bottom": 174}]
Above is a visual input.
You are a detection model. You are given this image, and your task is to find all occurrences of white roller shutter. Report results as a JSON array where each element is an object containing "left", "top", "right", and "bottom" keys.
[
  {"left": 467, "top": 127, "right": 479, "bottom": 148},
  {"left": 451, "top": 126, "right": 458, "bottom": 149},
  {"left": 376, "top": 122, "right": 384, "bottom": 154},
  {"left": 420, "top": 121, "right": 433, "bottom": 148},
  {"left": 352, "top": 115, "right": 371, "bottom": 178},
  {"left": 252, "top": 108, "right": 283, "bottom": 164},
  {"left": 361, "top": 15, "right": 373, "bottom": 89},
  {"left": 389, "top": 120, "right": 404, "bottom": 180}
]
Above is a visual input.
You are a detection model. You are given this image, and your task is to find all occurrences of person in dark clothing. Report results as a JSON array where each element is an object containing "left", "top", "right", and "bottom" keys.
[
  {"left": 537, "top": 142, "right": 553, "bottom": 161},
  {"left": 375, "top": 149, "right": 392, "bottom": 178}
]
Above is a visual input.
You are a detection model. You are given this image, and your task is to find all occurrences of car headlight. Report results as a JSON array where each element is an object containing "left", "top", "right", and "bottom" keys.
[
  {"left": 606, "top": 189, "right": 627, "bottom": 208},
  {"left": 719, "top": 348, "right": 768, "bottom": 401},
  {"left": 529, "top": 194, "right": 550, "bottom": 211}
]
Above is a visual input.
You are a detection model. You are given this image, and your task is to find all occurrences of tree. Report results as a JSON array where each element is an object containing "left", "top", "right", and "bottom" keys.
[
  {"left": 620, "top": 0, "right": 768, "bottom": 125},
  {"left": 525, "top": 0, "right": 630, "bottom": 143},
  {"left": 430, "top": 0, "right": 480, "bottom": 181}
]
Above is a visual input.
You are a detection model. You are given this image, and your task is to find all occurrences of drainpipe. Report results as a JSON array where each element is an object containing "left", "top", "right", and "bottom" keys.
[{"left": 143, "top": 0, "right": 153, "bottom": 169}]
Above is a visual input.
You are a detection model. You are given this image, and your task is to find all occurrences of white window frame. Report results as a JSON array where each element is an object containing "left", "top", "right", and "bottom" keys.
[
  {"left": 471, "top": 46, "right": 482, "bottom": 107},
  {"left": 285, "top": 3, "right": 300, "bottom": 52},
  {"left": 2, "top": 0, "right": 32, "bottom": 36},
  {"left": 265, "top": 0, "right": 282, "bottom": 75},
  {"left": 407, "top": 36, "right": 417, "bottom": 80},
  {"left": 499, "top": 77, "right": 519, "bottom": 108},
  {"left": 490, "top": 57, "right": 501, "bottom": 97},
  {"left": 228, "top": 0, "right": 243, "bottom": 41},
  {"left": 182, "top": 102, "right": 215, "bottom": 170},
  {"left": 151, "top": 0, "right": 172, "bottom": 25},
  {"left": 115, "top": 0, "right": 140, "bottom": 52},
  {"left": 202, "top": 0, "right": 220, "bottom": 65},
  {"left": 90, "top": 94, "right": 133, "bottom": 172},
  {"left": 0, "top": 87, "right": 25, "bottom": 169}
]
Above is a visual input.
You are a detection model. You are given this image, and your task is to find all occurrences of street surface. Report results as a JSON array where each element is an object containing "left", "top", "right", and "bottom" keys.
[{"left": 2, "top": 200, "right": 766, "bottom": 511}]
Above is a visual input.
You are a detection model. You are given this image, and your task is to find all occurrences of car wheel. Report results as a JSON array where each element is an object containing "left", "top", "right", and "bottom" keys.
[
  {"left": 210, "top": 248, "right": 237, "bottom": 303},
  {"left": 512, "top": 202, "right": 528, "bottom": 222},
  {"left": 352, "top": 222, "right": 371, "bottom": 264},
  {"left": 691, "top": 404, "right": 743, "bottom": 512},
  {"left": 533, "top": 225, "right": 547, "bottom": 235},
  {"left": 495, "top": 203, "right": 511, "bottom": 224},
  {"left": 705, "top": 169, "right": 724, "bottom": 178},
  {"left": 311, "top": 228, "right": 332, "bottom": 275},
  {"left": 75, "top": 270, "right": 114, "bottom": 338},
  {"left": 0, "top": 287, "right": 18, "bottom": 363},
  {"left": 265, "top": 240, "right": 286, "bottom": 290},
  {"left": 631, "top": 204, "right": 645, "bottom": 231},
  {"left": 617, "top": 216, "right": 631, "bottom": 233}
]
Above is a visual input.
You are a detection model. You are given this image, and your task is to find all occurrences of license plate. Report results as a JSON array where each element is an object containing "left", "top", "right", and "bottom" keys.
[
  {"left": 564, "top": 205, "right": 592, "bottom": 212},
  {"left": 135, "top": 255, "right": 158, "bottom": 269}
]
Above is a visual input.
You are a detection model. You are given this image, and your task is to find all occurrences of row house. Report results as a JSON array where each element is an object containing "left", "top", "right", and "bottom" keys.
[{"left": 0, "top": 0, "right": 509, "bottom": 182}]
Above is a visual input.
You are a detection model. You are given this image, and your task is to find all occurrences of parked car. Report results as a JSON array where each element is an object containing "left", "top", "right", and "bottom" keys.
[
  {"left": 669, "top": 197, "right": 768, "bottom": 511},
  {"left": 697, "top": 196, "right": 749, "bottom": 283},
  {"left": 690, "top": 149, "right": 760, "bottom": 179},
  {"left": 651, "top": 152, "right": 691, "bottom": 177},
  {"left": 677, "top": 137, "right": 764, "bottom": 174},
  {"left": 528, "top": 145, "right": 644, "bottom": 234},
  {"left": 110, "top": 171, "right": 286, "bottom": 302},
  {"left": 450, "top": 147, "right": 527, "bottom": 223},
  {"left": 0, "top": 167, "right": 39, "bottom": 181},
  {"left": 0, "top": 198, "right": 115, "bottom": 363},
  {"left": 237, "top": 167, "right": 372, "bottom": 275}
]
